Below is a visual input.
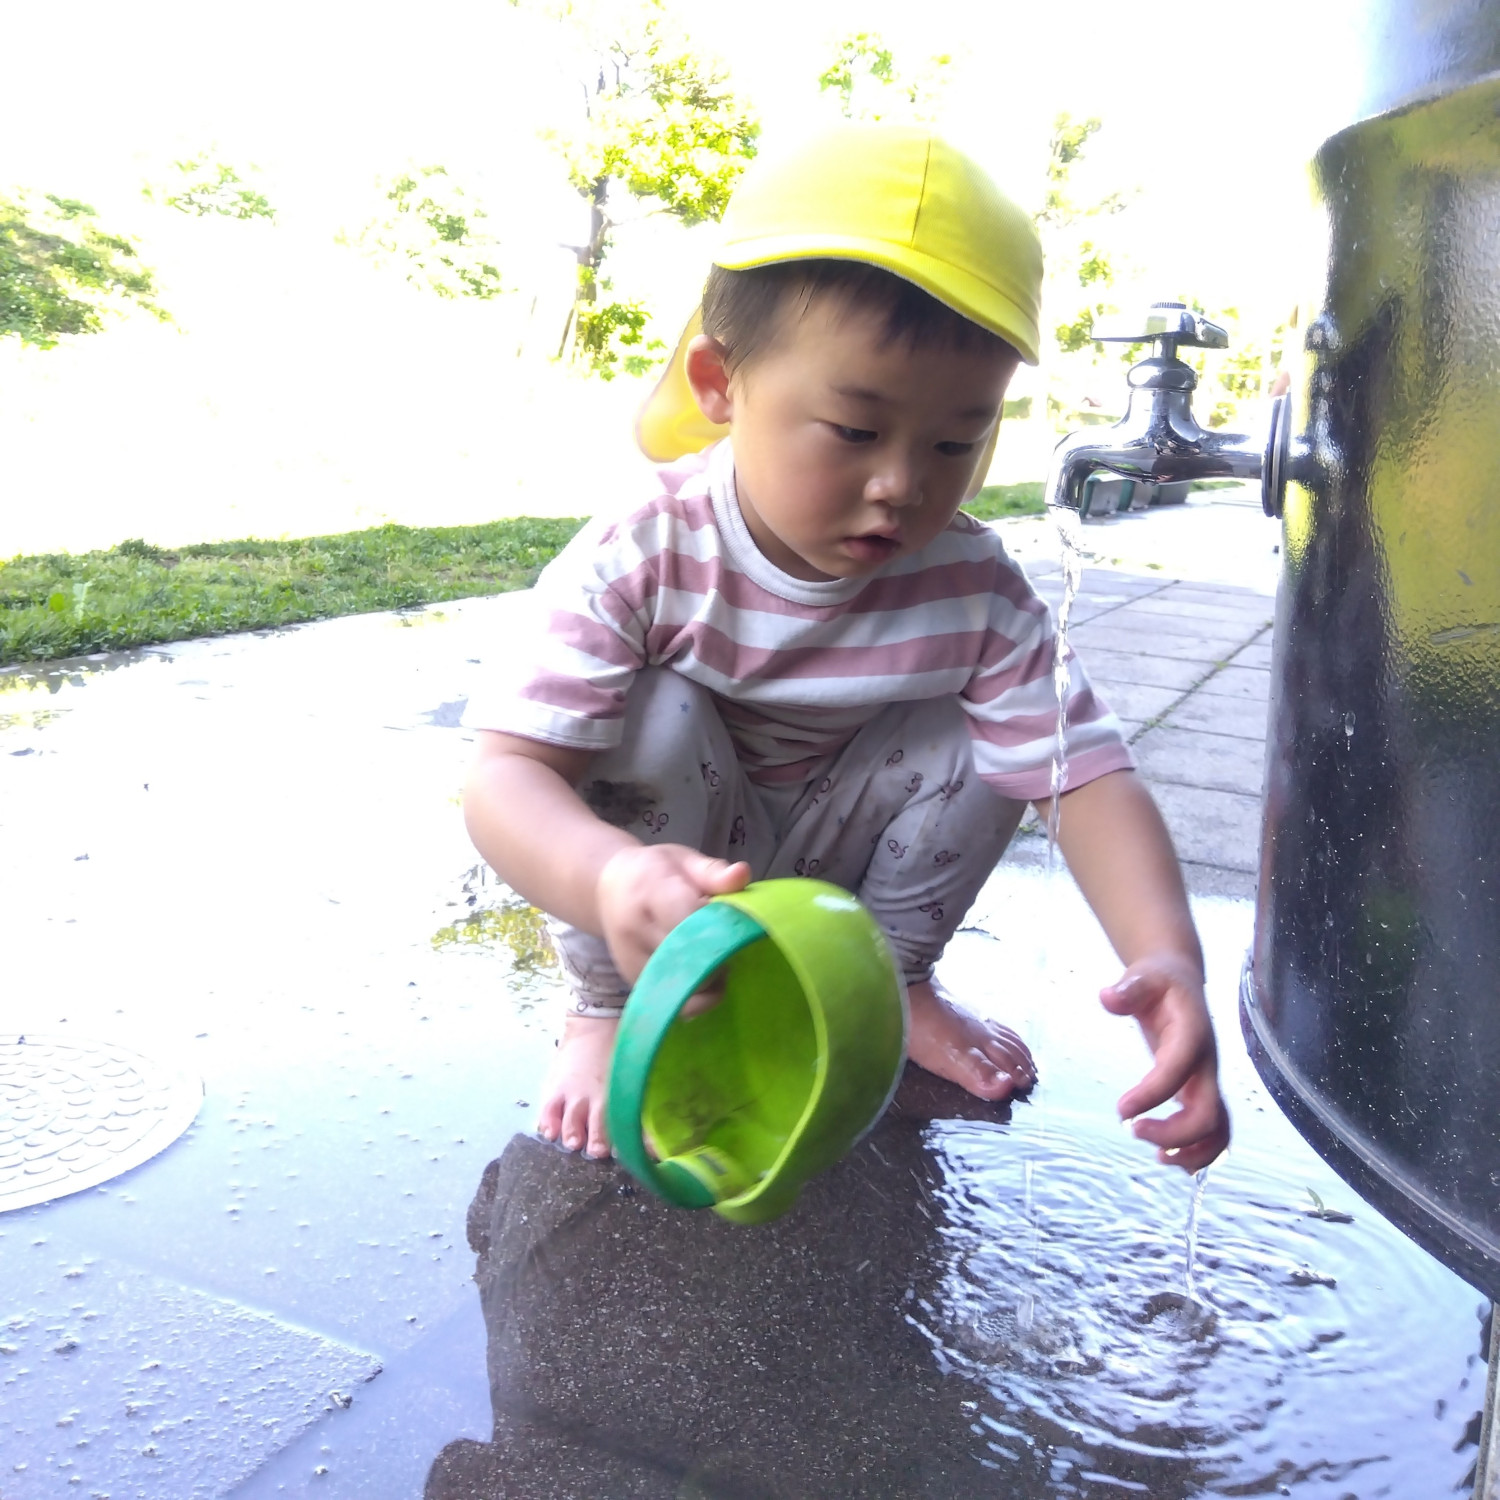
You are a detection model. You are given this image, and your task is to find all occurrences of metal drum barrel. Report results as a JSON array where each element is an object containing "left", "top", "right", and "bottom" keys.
[{"left": 1241, "top": 0, "right": 1500, "bottom": 1299}]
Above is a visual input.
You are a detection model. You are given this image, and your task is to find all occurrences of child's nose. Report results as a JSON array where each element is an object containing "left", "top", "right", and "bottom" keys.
[{"left": 865, "top": 455, "right": 922, "bottom": 508}]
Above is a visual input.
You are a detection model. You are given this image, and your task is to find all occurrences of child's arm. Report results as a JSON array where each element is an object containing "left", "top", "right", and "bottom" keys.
[
  {"left": 462, "top": 731, "right": 749, "bottom": 984},
  {"left": 1041, "top": 768, "right": 1230, "bottom": 1172}
]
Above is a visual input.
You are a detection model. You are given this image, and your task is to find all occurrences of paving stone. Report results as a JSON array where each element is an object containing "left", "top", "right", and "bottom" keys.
[
  {"left": 1132, "top": 725, "right": 1268, "bottom": 796},
  {"left": 1230, "top": 640, "right": 1275, "bottom": 670},
  {"left": 1125, "top": 595, "right": 1276, "bottom": 630},
  {"left": 1032, "top": 594, "right": 1124, "bottom": 627},
  {"left": 1093, "top": 680, "right": 1184, "bottom": 725},
  {"left": 1070, "top": 621, "right": 1247, "bottom": 664},
  {"left": 1082, "top": 649, "right": 1209, "bottom": 691},
  {"left": 1148, "top": 782, "right": 1264, "bottom": 873},
  {"left": 1161, "top": 692, "right": 1272, "bottom": 741},
  {"left": 1080, "top": 573, "right": 1179, "bottom": 600},
  {"left": 1157, "top": 580, "right": 1275, "bottom": 601},
  {"left": 1196, "top": 664, "right": 1272, "bottom": 701},
  {"left": 1095, "top": 605, "right": 1266, "bottom": 645},
  {"left": 1035, "top": 574, "right": 1172, "bottom": 604},
  {"left": 1178, "top": 862, "right": 1259, "bottom": 901}
]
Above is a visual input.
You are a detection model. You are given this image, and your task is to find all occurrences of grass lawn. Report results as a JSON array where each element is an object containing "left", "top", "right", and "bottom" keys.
[
  {"left": 962, "top": 481, "right": 1046, "bottom": 521},
  {"left": 0, "top": 519, "right": 586, "bottom": 668},
  {"left": 1, "top": 484, "right": 1057, "bottom": 669}
]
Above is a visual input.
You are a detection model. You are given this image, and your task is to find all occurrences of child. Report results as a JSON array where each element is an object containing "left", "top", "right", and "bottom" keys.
[{"left": 462, "top": 127, "right": 1230, "bottom": 1172}]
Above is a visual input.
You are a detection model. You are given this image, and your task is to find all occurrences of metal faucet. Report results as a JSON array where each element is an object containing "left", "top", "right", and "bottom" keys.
[{"left": 1045, "top": 302, "right": 1283, "bottom": 517}]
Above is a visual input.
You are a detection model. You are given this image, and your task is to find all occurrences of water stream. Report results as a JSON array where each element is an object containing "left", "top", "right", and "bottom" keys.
[
  {"left": 1046, "top": 506, "right": 1087, "bottom": 868},
  {"left": 1017, "top": 504, "right": 1090, "bottom": 1346},
  {"left": 1041, "top": 506, "right": 1220, "bottom": 1335},
  {"left": 1184, "top": 1165, "right": 1211, "bottom": 1302}
]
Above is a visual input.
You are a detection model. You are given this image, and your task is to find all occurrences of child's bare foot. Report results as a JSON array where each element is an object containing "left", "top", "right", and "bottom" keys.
[
  {"left": 906, "top": 978, "right": 1036, "bottom": 1102},
  {"left": 536, "top": 1014, "right": 618, "bottom": 1158}
]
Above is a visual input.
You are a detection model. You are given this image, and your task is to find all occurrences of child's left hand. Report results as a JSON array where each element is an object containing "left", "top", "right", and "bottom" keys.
[{"left": 1100, "top": 953, "right": 1230, "bottom": 1172}]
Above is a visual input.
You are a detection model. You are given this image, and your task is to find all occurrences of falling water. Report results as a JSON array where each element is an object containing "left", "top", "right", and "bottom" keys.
[
  {"left": 1047, "top": 507, "right": 1087, "bottom": 869},
  {"left": 1016, "top": 506, "right": 1090, "bottom": 1335},
  {"left": 1017, "top": 1157, "right": 1040, "bottom": 1332},
  {"left": 1183, "top": 1165, "right": 1211, "bottom": 1301}
]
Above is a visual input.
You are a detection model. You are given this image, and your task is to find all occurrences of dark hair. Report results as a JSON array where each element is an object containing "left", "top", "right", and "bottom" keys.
[{"left": 700, "top": 260, "right": 1015, "bottom": 374}]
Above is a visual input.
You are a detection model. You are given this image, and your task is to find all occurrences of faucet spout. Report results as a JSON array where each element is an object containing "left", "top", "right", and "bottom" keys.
[
  {"left": 1044, "top": 302, "right": 1271, "bottom": 516},
  {"left": 1046, "top": 424, "right": 1266, "bottom": 513}
]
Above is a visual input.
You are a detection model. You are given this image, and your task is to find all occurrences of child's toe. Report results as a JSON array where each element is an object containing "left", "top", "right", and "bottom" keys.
[
  {"left": 960, "top": 1047, "right": 1015, "bottom": 1101},
  {"left": 983, "top": 1025, "right": 1035, "bottom": 1084},
  {"left": 560, "top": 1094, "right": 591, "bottom": 1152},
  {"left": 585, "top": 1099, "right": 611, "bottom": 1159},
  {"left": 535, "top": 1094, "right": 564, "bottom": 1143}
]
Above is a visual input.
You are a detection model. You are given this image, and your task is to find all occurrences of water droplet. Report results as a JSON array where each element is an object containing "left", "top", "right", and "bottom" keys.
[{"left": 1343, "top": 711, "right": 1356, "bottom": 739}]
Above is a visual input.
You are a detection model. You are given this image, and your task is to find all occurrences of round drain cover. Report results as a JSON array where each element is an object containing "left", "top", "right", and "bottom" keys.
[{"left": 0, "top": 1034, "right": 202, "bottom": 1213}]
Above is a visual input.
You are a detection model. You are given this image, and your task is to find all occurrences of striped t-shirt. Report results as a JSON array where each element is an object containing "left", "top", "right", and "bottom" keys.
[{"left": 464, "top": 442, "right": 1132, "bottom": 801}]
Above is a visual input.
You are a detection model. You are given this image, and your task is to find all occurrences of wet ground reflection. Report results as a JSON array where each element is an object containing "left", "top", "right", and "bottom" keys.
[
  {"left": 922, "top": 1117, "right": 1479, "bottom": 1494},
  {"left": 432, "top": 1073, "right": 1483, "bottom": 1499},
  {"left": 430, "top": 1076, "right": 1009, "bottom": 1500},
  {"left": 0, "top": 597, "right": 1487, "bottom": 1497}
]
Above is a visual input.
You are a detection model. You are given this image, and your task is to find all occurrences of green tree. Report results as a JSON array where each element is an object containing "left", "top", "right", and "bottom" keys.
[
  {"left": 1, "top": 192, "right": 166, "bottom": 348},
  {"left": 1034, "top": 113, "right": 1128, "bottom": 359},
  {"left": 1175, "top": 300, "right": 1288, "bottom": 428},
  {"left": 341, "top": 166, "right": 506, "bottom": 300},
  {"left": 144, "top": 154, "right": 276, "bottom": 220},
  {"left": 522, "top": 0, "right": 760, "bottom": 377},
  {"left": 817, "top": 31, "right": 951, "bottom": 123}
]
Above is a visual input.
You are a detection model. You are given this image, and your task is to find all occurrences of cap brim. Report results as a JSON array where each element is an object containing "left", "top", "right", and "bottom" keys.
[
  {"left": 635, "top": 308, "right": 730, "bottom": 465},
  {"left": 636, "top": 245, "right": 1024, "bottom": 480},
  {"left": 715, "top": 235, "right": 1040, "bottom": 367}
]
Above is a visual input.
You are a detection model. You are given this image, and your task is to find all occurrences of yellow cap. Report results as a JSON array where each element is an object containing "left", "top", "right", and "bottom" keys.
[{"left": 636, "top": 126, "right": 1043, "bottom": 464}]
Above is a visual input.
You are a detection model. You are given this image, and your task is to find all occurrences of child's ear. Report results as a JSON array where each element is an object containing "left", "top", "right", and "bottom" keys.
[{"left": 684, "top": 334, "right": 734, "bottom": 425}]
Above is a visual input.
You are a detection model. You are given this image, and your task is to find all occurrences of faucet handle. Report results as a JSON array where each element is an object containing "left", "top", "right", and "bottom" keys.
[{"left": 1094, "top": 301, "right": 1229, "bottom": 350}]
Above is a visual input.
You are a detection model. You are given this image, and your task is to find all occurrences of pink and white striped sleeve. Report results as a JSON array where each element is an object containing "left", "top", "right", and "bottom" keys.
[
  {"left": 960, "top": 560, "right": 1134, "bottom": 802},
  {"left": 461, "top": 521, "right": 654, "bottom": 750}
]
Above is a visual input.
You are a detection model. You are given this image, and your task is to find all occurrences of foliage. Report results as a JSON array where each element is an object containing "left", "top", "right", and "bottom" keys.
[
  {"left": 523, "top": 0, "right": 759, "bottom": 375},
  {"left": 961, "top": 482, "right": 1045, "bottom": 521},
  {"left": 144, "top": 155, "right": 275, "bottom": 220},
  {"left": 1176, "top": 302, "right": 1289, "bottom": 428},
  {"left": 1035, "top": 116, "right": 1124, "bottom": 230},
  {"left": 1030, "top": 118, "right": 1283, "bottom": 430},
  {"left": 1033, "top": 113, "right": 1129, "bottom": 366},
  {"left": 0, "top": 518, "right": 585, "bottom": 666},
  {"left": 0, "top": 193, "right": 167, "bottom": 348},
  {"left": 572, "top": 270, "right": 665, "bottom": 378},
  {"left": 817, "top": 31, "right": 951, "bottom": 123},
  {"left": 342, "top": 165, "right": 507, "bottom": 300}
]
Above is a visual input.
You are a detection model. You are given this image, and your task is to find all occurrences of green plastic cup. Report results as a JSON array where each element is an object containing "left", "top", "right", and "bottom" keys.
[{"left": 605, "top": 878, "right": 908, "bottom": 1224}]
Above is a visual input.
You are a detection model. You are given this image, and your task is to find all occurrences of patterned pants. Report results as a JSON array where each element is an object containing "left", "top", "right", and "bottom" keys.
[{"left": 551, "top": 668, "right": 1026, "bottom": 1016}]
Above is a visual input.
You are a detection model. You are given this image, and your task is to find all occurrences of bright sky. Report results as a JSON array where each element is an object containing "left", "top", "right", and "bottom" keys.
[
  {"left": 0, "top": 0, "right": 1369, "bottom": 553},
  {"left": 4, "top": 0, "right": 1365, "bottom": 285}
]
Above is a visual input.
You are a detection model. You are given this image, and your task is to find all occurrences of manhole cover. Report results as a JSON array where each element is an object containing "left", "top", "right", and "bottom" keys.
[{"left": 1, "top": 1034, "right": 202, "bottom": 1213}]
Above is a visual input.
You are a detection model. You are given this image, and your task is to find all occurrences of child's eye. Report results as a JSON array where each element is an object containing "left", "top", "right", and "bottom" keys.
[
  {"left": 830, "top": 424, "right": 878, "bottom": 444},
  {"left": 936, "top": 440, "right": 978, "bottom": 457}
]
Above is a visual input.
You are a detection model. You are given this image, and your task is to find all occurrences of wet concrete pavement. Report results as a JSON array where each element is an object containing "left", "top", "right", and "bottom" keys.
[{"left": 1, "top": 497, "right": 1492, "bottom": 1497}]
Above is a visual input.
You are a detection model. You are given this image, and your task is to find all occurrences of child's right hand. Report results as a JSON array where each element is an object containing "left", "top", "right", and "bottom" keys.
[{"left": 596, "top": 843, "right": 752, "bottom": 984}]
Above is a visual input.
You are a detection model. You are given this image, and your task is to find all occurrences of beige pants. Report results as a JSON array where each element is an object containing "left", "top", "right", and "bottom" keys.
[{"left": 551, "top": 669, "right": 1025, "bottom": 1016}]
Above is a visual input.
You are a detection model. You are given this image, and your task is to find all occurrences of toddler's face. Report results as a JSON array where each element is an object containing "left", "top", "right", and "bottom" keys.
[{"left": 690, "top": 296, "right": 1018, "bottom": 582}]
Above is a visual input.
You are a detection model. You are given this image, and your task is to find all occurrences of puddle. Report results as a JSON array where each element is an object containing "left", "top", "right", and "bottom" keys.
[
  {"left": 431, "top": 873, "right": 559, "bottom": 1020},
  {"left": 0, "top": 589, "right": 1487, "bottom": 1498},
  {"left": 391, "top": 607, "right": 451, "bottom": 630},
  {"left": 0, "top": 666, "right": 92, "bottom": 735},
  {"left": 430, "top": 1097, "right": 1484, "bottom": 1500},
  {"left": 920, "top": 1114, "right": 1483, "bottom": 1496}
]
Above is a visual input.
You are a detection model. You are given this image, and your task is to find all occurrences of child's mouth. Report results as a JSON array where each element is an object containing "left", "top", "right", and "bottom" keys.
[{"left": 842, "top": 533, "right": 901, "bottom": 563}]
